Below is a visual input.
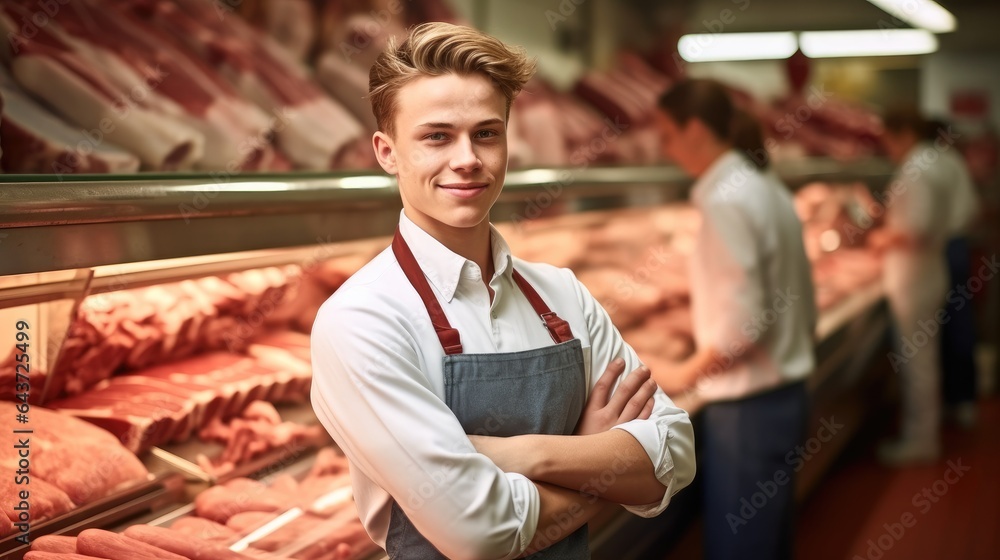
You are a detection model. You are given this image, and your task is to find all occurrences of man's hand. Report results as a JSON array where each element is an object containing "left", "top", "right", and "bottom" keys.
[
  {"left": 574, "top": 358, "right": 657, "bottom": 436},
  {"left": 469, "top": 358, "right": 657, "bottom": 477}
]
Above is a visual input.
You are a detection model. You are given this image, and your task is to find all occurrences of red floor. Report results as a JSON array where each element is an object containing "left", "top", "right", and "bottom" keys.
[
  {"left": 664, "top": 395, "right": 1000, "bottom": 559},
  {"left": 794, "top": 395, "right": 999, "bottom": 560}
]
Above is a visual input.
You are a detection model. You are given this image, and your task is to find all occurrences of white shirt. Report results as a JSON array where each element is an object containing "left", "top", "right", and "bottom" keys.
[
  {"left": 882, "top": 142, "right": 954, "bottom": 306},
  {"left": 687, "top": 151, "right": 817, "bottom": 406},
  {"left": 310, "top": 211, "right": 696, "bottom": 560},
  {"left": 903, "top": 141, "right": 977, "bottom": 238}
]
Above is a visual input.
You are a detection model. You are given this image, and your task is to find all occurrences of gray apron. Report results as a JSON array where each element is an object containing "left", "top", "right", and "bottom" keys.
[{"left": 385, "top": 228, "right": 590, "bottom": 559}]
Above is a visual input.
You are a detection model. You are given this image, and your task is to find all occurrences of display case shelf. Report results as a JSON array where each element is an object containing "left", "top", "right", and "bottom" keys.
[{"left": 0, "top": 159, "right": 894, "bottom": 279}]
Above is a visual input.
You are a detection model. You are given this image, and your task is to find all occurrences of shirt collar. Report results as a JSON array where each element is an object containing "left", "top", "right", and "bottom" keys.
[
  {"left": 397, "top": 210, "right": 513, "bottom": 303},
  {"left": 690, "top": 150, "right": 746, "bottom": 207}
]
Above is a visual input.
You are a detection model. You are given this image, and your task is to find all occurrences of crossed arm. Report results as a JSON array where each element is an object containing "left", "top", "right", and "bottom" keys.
[
  {"left": 311, "top": 281, "right": 695, "bottom": 559},
  {"left": 469, "top": 359, "right": 673, "bottom": 554}
]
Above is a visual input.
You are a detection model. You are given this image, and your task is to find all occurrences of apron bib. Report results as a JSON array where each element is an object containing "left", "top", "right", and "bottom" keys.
[{"left": 384, "top": 227, "right": 590, "bottom": 559}]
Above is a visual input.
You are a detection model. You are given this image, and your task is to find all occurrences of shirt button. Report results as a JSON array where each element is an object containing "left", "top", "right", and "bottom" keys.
[{"left": 491, "top": 311, "right": 497, "bottom": 320}]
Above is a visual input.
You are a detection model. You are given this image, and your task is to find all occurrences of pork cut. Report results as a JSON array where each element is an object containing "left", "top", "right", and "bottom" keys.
[
  {"left": 0, "top": 65, "right": 139, "bottom": 174},
  {"left": 129, "top": 0, "right": 364, "bottom": 170},
  {"left": 0, "top": 1, "right": 204, "bottom": 170},
  {"left": 0, "top": 467, "right": 76, "bottom": 525}
]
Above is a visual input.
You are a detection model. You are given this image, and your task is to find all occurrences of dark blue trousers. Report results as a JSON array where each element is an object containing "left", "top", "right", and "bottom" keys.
[
  {"left": 699, "top": 381, "right": 809, "bottom": 560},
  {"left": 941, "top": 237, "right": 978, "bottom": 405}
]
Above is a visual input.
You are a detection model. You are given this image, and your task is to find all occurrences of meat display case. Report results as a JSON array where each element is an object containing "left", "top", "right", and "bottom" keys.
[{"left": 0, "top": 158, "right": 896, "bottom": 560}]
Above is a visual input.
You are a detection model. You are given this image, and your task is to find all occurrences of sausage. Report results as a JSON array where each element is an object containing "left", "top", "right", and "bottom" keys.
[
  {"left": 195, "top": 483, "right": 285, "bottom": 523},
  {"left": 29, "top": 535, "right": 78, "bottom": 553},
  {"left": 76, "top": 529, "right": 189, "bottom": 560},
  {"left": 124, "top": 525, "right": 255, "bottom": 560},
  {"left": 24, "top": 553, "right": 111, "bottom": 560},
  {"left": 167, "top": 517, "right": 238, "bottom": 544}
]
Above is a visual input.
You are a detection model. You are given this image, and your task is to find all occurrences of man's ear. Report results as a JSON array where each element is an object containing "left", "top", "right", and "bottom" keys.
[{"left": 373, "top": 131, "right": 398, "bottom": 175}]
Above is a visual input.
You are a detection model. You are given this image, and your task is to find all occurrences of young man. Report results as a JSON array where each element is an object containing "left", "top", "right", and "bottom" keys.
[{"left": 310, "top": 22, "right": 695, "bottom": 559}]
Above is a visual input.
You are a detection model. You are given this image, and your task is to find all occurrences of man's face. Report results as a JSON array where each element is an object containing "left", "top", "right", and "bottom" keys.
[{"left": 373, "top": 72, "right": 508, "bottom": 234}]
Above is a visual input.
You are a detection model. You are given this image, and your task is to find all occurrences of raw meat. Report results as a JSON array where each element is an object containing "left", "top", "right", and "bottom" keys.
[
  {"left": 167, "top": 517, "right": 238, "bottom": 544},
  {"left": 196, "top": 401, "right": 327, "bottom": 478},
  {"left": 24, "top": 553, "right": 112, "bottom": 560},
  {"left": 0, "top": 65, "right": 139, "bottom": 174},
  {"left": 292, "top": 521, "right": 377, "bottom": 560},
  {"left": 124, "top": 525, "right": 257, "bottom": 560},
  {"left": 315, "top": 52, "right": 378, "bottom": 132},
  {"left": 0, "top": 404, "right": 148, "bottom": 507},
  {"left": 575, "top": 267, "right": 665, "bottom": 330},
  {"left": 306, "top": 448, "right": 350, "bottom": 479},
  {"left": 0, "top": 506, "right": 13, "bottom": 537},
  {"left": 76, "top": 529, "right": 187, "bottom": 560},
  {"left": 195, "top": 481, "right": 286, "bottom": 523},
  {"left": 50, "top": 349, "right": 310, "bottom": 453},
  {"left": 131, "top": 0, "right": 364, "bottom": 170},
  {"left": 0, "top": 468, "right": 76, "bottom": 526},
  {"left": 29, "top": 535, "right": 78, "bottom": 553},
  {"left": 54, "top": 265, "right": 300, "bottom": 399},
  {"left": 32, "top": 443, "right": 148, "bottom": 505},
  {"left": 0, "top": 1, "right": 205, "bottom": 170},
  {"left": 54, "top": 0, "right": 272, "bottom": 170},
  {"left": 226, "top": 510, "right": 280, "bottom": 536}
]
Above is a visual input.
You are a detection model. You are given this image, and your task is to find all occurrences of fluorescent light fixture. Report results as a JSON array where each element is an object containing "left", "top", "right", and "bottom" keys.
[
  {"left": 866, "top": 0, "right": 956, "bottom": 33},
  {"left": 678, "top": 32, "right": 798, "bottom": 62},
  {"left": 799, "top": 29, "right": 938, "bottom": 58}
]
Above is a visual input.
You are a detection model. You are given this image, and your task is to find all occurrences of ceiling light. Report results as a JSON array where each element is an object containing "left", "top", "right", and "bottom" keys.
[
  {"left": 799, "top": 29, "right": 938, "bottom": 58},
  {"left": 678, "top": 32, "right": 798, "bottom": 62},
  {"left": 866, "top": 0, "right": 957, "bottom": 33}
]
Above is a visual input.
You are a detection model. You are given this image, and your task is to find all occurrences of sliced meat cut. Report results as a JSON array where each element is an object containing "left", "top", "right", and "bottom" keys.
[
  {"left": 129, "top": 0, "right": 363, "bottom": 170},
  {"left": 0, "top": 65, "right": 139, "bottom": 174},
  {"left": 0, "top": 467, "right": 76, "bottom": 524},
  {"left": 32, "top": 443, "right": 148, "bottom": 505},
  {"left": 0, "top": 2, "right": 204, "bottom": 170}
]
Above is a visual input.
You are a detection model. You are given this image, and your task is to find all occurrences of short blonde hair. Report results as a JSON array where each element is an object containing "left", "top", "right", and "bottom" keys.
[{"left": 368, "top": 22, "right": 536, "bottom": 136}]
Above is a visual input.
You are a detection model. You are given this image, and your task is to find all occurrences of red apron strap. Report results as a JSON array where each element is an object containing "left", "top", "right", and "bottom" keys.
[
  {"left": 392, "top": 227, "right": 463, "bottom": 355},
  {"left": 511, "top": 269, "right": 575, "bottom": 344}
]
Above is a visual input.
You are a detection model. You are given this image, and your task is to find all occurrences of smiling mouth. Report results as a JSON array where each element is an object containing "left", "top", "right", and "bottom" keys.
[{"left": 438, "top": 183, "right": 489, "bottom": 190}]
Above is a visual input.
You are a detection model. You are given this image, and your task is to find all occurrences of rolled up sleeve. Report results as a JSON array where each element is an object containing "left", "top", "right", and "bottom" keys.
[
  {"left": 310, "top": 291, "right": 539, "bottom": 560},
  {"left": 569, "top": 270, "right": 697, "bottom": 517}
]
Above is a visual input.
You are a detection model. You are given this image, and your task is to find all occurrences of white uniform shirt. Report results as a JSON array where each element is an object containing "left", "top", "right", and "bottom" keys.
[
  {"left": 888, "top": 142, "right": 957, "bottom": 245},
  {"left": 927, "top": 143, "right": 977, "bottom": 237},
  {"left": 311, "top": 211, "right": 696, "bottom": 560},
  {"left": 687, "top": 151, "right": 818, "bottom": 406},
  {"left": 883, "top": 142, "right": 955, "bottom": 308}
]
